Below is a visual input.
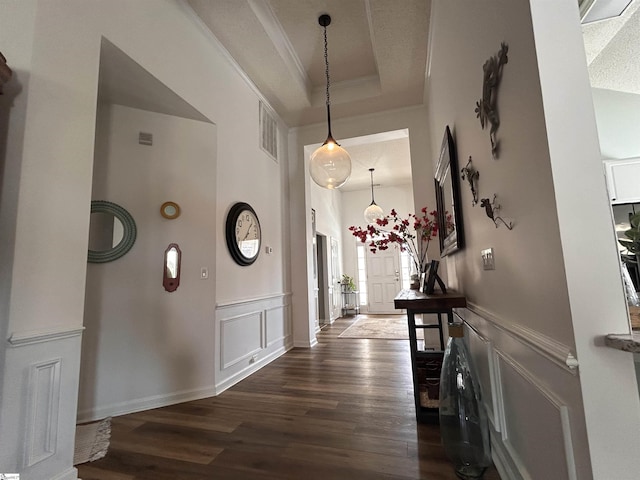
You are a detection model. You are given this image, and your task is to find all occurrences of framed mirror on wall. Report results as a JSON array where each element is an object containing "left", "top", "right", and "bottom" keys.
[
  {"left": 87, "top": 200, "right": 137, "bottom": 263},
  {"left": 434, "top": 126, "right": 464, "bottom": 256}
]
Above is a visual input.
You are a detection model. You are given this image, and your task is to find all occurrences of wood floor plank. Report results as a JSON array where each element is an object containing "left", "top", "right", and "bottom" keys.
[
  {"left": 75, "top": 464, "right": 135, "bottom": 480},
  {"left": 77, "top": 316, "right": 501, "bottom": 480},
  {"left": 125, "top": 408, "right": 241, "bottom": 433}
]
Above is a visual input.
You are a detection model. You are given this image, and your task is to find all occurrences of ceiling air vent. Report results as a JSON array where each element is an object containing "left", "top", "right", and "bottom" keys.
[
  {"left": 259, "top": 101, "right": 278, "bottom": 161},
  {"left": 139, "top": 132, "right": 153, "bottom": 146}
]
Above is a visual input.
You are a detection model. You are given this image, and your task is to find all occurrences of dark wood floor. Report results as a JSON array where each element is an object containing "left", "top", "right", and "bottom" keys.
[{"left": 77, "top": 316, "right": 501, "bottom": 480}]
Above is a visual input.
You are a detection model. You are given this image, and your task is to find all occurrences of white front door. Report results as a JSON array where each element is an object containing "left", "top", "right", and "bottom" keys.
[{"left": 366, "top": 245, "right": 401, "bottom": 314}]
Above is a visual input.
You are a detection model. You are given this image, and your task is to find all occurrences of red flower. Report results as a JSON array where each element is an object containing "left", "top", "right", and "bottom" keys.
[{"left": 349, "top": 206, "right": 441, "bottom": 273}]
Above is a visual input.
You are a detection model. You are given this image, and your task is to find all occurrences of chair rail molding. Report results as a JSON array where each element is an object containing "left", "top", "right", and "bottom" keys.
[
  {"left": 461, "top": 303, "right": 579, "bottom": 373},
  {"left": 216, "top": 292, "right": 291, "bottom": 309},
  {"left": 8, "top": 325, "right": 85, "bottom": 347}
]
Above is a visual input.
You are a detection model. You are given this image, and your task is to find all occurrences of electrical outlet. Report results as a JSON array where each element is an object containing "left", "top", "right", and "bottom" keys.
[{"left": 481, "top": 248, "right": 495, "bottom": 270}]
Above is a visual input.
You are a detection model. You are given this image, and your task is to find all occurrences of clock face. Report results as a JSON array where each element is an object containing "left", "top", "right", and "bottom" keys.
[
  {"left": 234, "top": 209, "right": 261, "bottom": 258},
  {"left": 225, "top": 202, "right": 262, "bottom": 266}
]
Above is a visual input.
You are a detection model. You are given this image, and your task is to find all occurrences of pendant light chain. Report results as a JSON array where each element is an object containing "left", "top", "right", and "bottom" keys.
[
  {"left": 370, "top": 168, "right": 376, "bottom": 204},
  {"left": 322, "top": 21, "right": 333, "bottom": 139},
  {"left": 323, "top": 24, "right": 330, "bottom": 109}
]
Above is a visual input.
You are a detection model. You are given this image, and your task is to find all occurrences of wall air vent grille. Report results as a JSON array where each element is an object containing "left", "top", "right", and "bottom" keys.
[
  {"left": 139, "top": 132, "right": 153, "bottom": 146},
  {"left": 259, "top": 101, "right": 278, "bottom": 161}
]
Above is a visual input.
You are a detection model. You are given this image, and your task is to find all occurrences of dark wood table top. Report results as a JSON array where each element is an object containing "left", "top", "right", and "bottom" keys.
[{"left": 394, "top": 289, "right": 467, "bottom": 310}]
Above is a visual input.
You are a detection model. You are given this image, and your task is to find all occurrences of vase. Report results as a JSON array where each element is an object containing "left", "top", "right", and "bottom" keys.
[{"left": 439, "top": 323, "right": 491, "bottom": 479}]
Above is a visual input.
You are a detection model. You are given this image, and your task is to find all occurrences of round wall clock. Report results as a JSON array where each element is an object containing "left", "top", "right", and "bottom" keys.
[{"left": 225, "top": 202, "right": 262, "bottom": 266}]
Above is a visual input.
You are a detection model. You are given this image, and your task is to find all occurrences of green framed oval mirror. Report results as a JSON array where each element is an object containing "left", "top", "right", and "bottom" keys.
[{"left": 87, "top": 200, "right": 137, "bottom": 263}]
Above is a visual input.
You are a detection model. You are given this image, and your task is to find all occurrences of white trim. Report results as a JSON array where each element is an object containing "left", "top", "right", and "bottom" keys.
[
  {"left": 177, "top": 1, "right": 288, "bottom": 128},
  {"left": 463, "top": 303, "right": 579, "bottom": 373},
  {"left": 490, "top": 435, "right": 523, "bottom": 480},
  {"left": 215, "top": 345, "right": 290, "bottom": 395},
  {"left": 51, "top": 467, "right": 79, "bottom": 480},
  {"left": 465, "top": 323, "right": 501, "bottom": 432},
  {"left": 220, "top": 311, "right": 263, "bottom": 370},
  {"left": 247, "top": 0, "right": 310, "bottom": 98},
  {"left": 8, "top": 325, "right": 84, "bottom": 347},
  {"left": 496, "top": 350, "right": 578, "bottom": 480},
  {"left": 216, "top": 292, "right": 291, "bottom": 309},
  {"left": 294, "top": 337, "right": 318, "bottom": 348},
  {"left": 76, "top": 385, "right": 218, "bottom": 424},
  {"left": 26, "top": 358, "right": 61, "bottom": 467},
  {"left": 560, "top": 404, "right": 578, "bottom": 480},
  {"left": 265, "top": 305, "right": 287, "bottom": 348}
]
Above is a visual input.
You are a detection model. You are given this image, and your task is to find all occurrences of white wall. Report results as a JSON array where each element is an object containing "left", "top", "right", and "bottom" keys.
[
  {"left": 592, "top": 87, "right": 640, "bottom": 159},
  {"left": 0, "top": 1, "right": 291, "bottom": 477},
  {"left": 78, "top": 104, "right": 217, "bottom": 421},
  {"left": 427, "top": 0, "right": 640, "bottom": 478}
]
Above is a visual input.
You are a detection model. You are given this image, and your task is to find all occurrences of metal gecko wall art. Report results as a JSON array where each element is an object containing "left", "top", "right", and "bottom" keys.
[
  {"left": 475, "top": 42, "right": 508, "bottom": 159},
  {"left": 480, "top": 194, "right": 513, "bottom": 230},
  {"left": 460, "top": 156, "right": 480, "bottom": 206}
]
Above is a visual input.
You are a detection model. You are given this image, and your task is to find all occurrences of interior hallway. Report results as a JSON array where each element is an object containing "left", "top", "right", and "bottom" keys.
[{"left": 77, "top": 316, "right": 501, "bottom": 479}]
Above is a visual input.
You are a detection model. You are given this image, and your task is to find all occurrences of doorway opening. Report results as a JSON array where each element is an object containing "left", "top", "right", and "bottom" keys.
[{"left": 316, "top": 233, "right": 329, "bottom": 326}]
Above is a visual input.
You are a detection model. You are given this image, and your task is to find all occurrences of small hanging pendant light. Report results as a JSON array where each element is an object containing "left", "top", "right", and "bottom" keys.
[
  {"left": 310, "top": 14, "right": 352, "bottom": 190},
  {"left": 364, "top": 168, "right": 384, "bottom": 224}
]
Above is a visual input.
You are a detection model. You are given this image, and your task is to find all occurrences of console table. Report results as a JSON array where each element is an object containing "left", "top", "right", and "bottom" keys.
[{"left": 394, "top": 289, "right": 467, "bottom": 423}]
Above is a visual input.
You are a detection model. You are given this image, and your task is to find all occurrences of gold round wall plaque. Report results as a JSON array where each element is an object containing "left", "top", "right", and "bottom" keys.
[{"left": 160, "top": 201, "right": 181, "bottom": 220}]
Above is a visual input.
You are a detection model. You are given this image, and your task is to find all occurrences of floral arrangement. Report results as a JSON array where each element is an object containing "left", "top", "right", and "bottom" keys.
[
  {"left": 341, "top": 274, "right": 356, "bottom": 291},
  {"left": 349, "top": 207, "right": 445, "bottom": 275}
]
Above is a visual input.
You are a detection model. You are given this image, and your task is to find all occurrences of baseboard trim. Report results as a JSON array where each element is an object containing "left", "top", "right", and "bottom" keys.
[
  {"left": 51, "top": 466, "right": 79, "bottom": 480},
  {"left": 491, "top": 434, "right": 524, "bottom": 480},
  {"left": 76, "top": 385, "right": 217, "bottom": 424},
  {"left": 215, "top": 343, "right": 291, "bottom": 394}
]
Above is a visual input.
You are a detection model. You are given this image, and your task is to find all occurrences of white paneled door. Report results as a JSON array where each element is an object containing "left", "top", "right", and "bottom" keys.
[{"left": 366, "top": 245, "right": 401, "bottom": 314}]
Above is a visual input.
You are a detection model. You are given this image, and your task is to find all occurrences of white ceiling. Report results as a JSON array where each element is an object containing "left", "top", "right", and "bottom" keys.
[
  {"left": 185, "top": 0, "right": 428, "bottom": 192},
  {"left": 99, "top": 1, "right": 640, "bottom": 193},
  {"left": 187, "top": 0, "right": 431, "bottom": 128},
  {"left": 583, "top": 0, "right": 640, "bottom": 95}
]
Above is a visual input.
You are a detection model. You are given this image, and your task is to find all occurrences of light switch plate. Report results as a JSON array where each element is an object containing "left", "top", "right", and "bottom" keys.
[
  {"left": 200, "top": 267, "right": 209, "bottom": 279},
  {"left": 481, "top": 248, "right": 495, "bottom": 270}
]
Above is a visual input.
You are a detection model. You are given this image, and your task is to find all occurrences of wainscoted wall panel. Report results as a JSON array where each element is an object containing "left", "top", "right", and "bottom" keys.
[
  {"left": 215, "top": 293, "right": 292, "bottom": 393},
  {"left": 265, "top": 305, "right": 286, "bottom": 347},
  {"left": 26, "top": 358, "right": 62, "bottom": 466},
  {"left": 220, "top": 311, "right": 263, "bottom": 369},
  {"left": 455, "top": 308, "right": 588, "bottom": 480},
  {"left": 465, "top": 324, "right": 499, "bottom": 432},
  {"left": 497, "top": 352, "right": 577, "bottom": 480},
  {"left": 1, "top": 327, "right": 82, "bottom": 479}
]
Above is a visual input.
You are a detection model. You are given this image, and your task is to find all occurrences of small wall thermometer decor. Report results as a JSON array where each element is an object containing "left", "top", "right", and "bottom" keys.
[{"left": 160, "top": 201, "right": 181, "bottom": 220}]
